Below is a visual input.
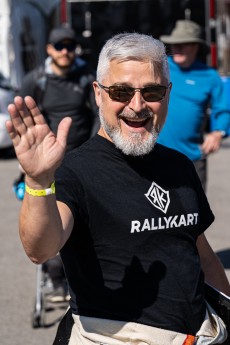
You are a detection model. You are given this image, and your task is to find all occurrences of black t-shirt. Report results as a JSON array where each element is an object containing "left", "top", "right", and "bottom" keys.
[{"left": 56, "top": 135, "right": 214, "bottom": 335}]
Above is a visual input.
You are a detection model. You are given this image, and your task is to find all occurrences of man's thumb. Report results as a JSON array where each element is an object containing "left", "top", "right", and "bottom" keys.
[{"left": 56, "top": 117, "right": 72, "bottom": 147}]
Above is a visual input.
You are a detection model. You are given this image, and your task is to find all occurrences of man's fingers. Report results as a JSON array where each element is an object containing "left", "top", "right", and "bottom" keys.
[
  {"left": 7, "top": 96, "right": 49, "bottom": 140},
  {"left": 56, "top": 117, "right": 72, "bottom": 147},
  {"left": 14, "top": 96, "right": 36, "bottom": 128},
  {"left": 8, "top": 99, "right": 27, "bottom": 136},
  {"left": 8, "top": 96, "right": 46, "bottom": 128},
  {"left": 202, "top": 134, "right": 221, "bottom": 154},
  {"left": 5, "top": 117, "right": 21, "bottom": 146},
  {"left": 24, "top": 96, "right": 47, "bottom": 125}
]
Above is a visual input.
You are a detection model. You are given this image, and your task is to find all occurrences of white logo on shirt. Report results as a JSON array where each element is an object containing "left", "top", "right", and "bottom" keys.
[
  {"left": 130, "top": 213, "right": 198, "bottom": 233},
  {"left": 185, "top": 79, "right": 195, "bottom": 85},
  {"left": 145, "top": 181, "right": 170, "bottom": 214}
]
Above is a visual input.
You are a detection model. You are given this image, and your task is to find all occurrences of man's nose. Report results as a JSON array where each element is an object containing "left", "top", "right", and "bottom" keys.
[{"left": 128, "top": 90, "right": 147, "bottom": 112}]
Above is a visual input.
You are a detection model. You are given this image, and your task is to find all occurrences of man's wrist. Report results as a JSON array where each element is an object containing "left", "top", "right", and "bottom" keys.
[
  {"left": 215, "top": 130, "right": 226, "bottom": 138},
  {"left": 25, "top": 181, "right": 55, "bottom": 196},
  {"left": 25, "top": 175, "right": 55, "bottom": 190},
  {"left": 220, "top": 130, "right": 226, "bottom": 138}
]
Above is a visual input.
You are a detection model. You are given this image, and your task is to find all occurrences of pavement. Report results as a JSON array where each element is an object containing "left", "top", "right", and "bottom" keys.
[
  {"left": 205, "top": 138, "right": 230, "bottom": 282},
  {"left": 0, "top": 139, "right": 229, "bottom": 345}
]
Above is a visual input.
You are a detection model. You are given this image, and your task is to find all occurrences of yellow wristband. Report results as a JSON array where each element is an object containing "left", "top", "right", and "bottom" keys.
[{"left": 25, "top": 181, "right": 55, "bottom": 196}]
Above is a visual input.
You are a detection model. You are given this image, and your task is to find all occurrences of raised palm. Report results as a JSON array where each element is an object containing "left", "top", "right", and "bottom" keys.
[{"left": 6, "top": 96, "right": 72, "bottom": 180}]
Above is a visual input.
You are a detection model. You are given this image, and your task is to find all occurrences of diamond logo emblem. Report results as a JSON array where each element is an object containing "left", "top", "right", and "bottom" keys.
[{"left": 145, "top": 182, "right": 170, "bottom": 214}]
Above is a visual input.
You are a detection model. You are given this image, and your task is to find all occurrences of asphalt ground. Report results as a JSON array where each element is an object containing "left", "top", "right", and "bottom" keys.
[{"left": 0, "top": 139, "right": 229, "bottom": 345}]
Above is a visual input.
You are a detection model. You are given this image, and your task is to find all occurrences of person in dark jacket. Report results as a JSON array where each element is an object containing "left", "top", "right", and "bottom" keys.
[
  {"left": 19, "top": 26, "right": 99, "bottom": 302},
  {"left": 20, "top": 26, "right": 99, "bottom": 151}
]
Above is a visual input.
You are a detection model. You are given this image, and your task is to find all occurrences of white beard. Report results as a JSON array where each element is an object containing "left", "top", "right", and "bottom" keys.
[{"left": 99, "top": 109, "right": 159, "bottom": 156}]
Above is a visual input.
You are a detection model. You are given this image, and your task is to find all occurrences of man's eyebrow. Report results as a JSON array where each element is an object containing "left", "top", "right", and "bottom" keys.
[{"left": 109, "top": 83, "right": 163, "bottom": 87}]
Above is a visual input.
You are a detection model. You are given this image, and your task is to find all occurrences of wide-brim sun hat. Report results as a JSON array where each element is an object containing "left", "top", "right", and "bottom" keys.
[{"left": 160, "top": 19, "right": 209, "bottom": 48}]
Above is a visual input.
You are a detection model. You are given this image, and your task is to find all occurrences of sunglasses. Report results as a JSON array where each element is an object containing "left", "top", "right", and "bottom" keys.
[
  {"left": 53, "top": 42, "right": 76, "bottom": 52},
  {"left": 98, "top": 82, "right": 171, "bottom": 102}
]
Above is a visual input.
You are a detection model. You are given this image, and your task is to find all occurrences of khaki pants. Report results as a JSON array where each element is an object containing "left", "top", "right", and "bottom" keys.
[
  {"left": 70, "top": 315, "right": 193, "bottom": 345},
  {"left": 53, "top": 302, "right": 227, "bottom": 345}
]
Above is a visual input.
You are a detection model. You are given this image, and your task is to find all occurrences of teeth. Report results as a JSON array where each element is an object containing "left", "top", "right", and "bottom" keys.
[{"left": 125, "top": 118, "right": 147, "bottom": 122}]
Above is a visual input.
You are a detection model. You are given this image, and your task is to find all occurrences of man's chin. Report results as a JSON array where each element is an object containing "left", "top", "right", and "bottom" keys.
[
  {"left": 99, "top": 112, "right": 157, "bottom": 156},
  {"left": 112, "top": 132, "right": 157, "bottom": 157},
  {"left": 54, "top": 59, "right": 73, "bottom": 69}
]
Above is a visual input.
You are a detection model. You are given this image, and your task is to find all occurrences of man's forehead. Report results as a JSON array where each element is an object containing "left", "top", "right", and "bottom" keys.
[{"left": 106, "top": 59, "right": 164, "bottom": 83}]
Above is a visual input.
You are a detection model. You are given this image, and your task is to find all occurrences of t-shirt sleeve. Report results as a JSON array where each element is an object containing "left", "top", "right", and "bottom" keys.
[{"left": 55, "top": 162, "right": 85, "bottom": 221}]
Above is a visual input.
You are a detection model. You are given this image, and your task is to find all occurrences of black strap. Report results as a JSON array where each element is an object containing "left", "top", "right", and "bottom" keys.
[{"left": 52, "top": 309, "right": 74, "bottom": 345}]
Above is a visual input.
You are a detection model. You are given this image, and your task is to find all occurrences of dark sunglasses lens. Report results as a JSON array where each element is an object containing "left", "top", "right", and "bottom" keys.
[
  {"left": 142, "top": 86, "right": 166, "bottom": 101},
  {"left": 109, "top": 86, "right": 133, "bottom": 102},
  {"left": 54, "top": 43, "right": 76, "bottom": 52},
  {"left": 107, "top": 85, "right": 167, "bottom": 102}
]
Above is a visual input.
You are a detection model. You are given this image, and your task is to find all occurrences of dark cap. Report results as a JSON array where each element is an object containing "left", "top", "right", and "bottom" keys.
[{"left": 48, "top": 26, "right": 77, "bottom": 45}]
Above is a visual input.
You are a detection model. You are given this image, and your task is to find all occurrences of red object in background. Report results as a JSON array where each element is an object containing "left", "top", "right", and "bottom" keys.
[
  {"left": 210, "top": 44, "right": 217, "bottom": 68},
  {"left": 60, "top": 0, "right": 68, "bottom": 24},
  {"left": 209, "top": 0, "right": 215, "bottom": 17},
  {"left": 209, "top": 0, "right": 217, "bottom": 68}
]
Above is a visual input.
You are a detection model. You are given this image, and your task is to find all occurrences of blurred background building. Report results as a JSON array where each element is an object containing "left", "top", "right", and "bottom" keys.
[{"left": 0, "top": 0, "right": 229, "bottom": 91}]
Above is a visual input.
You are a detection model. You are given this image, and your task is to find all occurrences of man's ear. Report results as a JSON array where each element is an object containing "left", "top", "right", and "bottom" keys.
[
  {"left": 46, "top": 44, "right": 52, "bottom": 55},
  {"left": 93, "top": 82, "right": 101, "bottom": 107}
]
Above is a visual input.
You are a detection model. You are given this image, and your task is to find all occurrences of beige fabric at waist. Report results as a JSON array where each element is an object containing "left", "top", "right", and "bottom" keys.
[
  {"left": 70, "top": 315, "right": 193, "bottom": 345},
  {"left": 67, "top": 302, "right": 227, "bottom": 345}
]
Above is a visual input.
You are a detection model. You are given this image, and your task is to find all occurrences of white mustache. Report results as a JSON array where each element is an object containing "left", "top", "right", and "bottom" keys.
[{"left": 118, "top": 110, "right": 154, "bottom": 120}]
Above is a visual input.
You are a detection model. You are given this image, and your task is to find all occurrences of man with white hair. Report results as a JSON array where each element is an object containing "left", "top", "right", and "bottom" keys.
[{"left": 6, "top": 32, "right": 230, "bottom": 344}]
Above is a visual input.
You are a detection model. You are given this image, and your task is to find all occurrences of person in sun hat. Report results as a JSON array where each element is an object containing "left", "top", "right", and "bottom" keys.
[
  {"left": 158, "top": 19, "right": 230, "bottom": 191},
  {"left": 17, "top": 25, "right": 99, "bottom": 302},
  {"left": 160, "top": 19, "right": 210, "bottom": 55},
  {"left": 6, "top": 32, "right": 230, "bottom": 344}
]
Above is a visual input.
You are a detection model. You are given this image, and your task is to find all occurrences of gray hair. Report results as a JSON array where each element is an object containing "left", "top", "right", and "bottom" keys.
[{"left": 96, "top": 32, "right": 169, "bottom": 83}]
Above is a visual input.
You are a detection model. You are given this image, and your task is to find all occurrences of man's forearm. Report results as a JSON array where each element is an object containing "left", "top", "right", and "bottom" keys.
[
  {"left": 202, "top": 252, "right": 230, "bottom": 296},
  {"left": 19, "top": 193, "right": 64, "bottom": 264},
  {"left": 197, "top": 234, "right": 230, "bottom": 296}
]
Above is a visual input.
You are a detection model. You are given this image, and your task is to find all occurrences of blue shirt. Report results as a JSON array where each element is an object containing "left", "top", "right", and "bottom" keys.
[{"left": 158, "top": 57, "right": 230, "bottom": 161}]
